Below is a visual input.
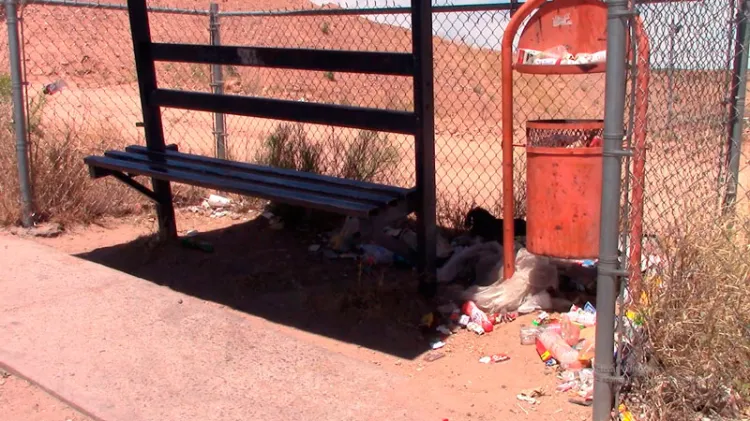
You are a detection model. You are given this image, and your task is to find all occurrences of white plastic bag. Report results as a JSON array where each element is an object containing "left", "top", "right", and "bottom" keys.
[
  {"left": 437, "top": 241, "right": 502, "bottom": 284},
  {"left": 464, "top": 248, "right": 559, "bottom": 314}
]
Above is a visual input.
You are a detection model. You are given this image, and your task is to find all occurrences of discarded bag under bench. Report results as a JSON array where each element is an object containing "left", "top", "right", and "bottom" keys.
[
  {"left": 82, "top": 0, "right": 439, "bottom": 292},
  {"left": 85, "top": 144, "right": 417, "bottom": 219}
]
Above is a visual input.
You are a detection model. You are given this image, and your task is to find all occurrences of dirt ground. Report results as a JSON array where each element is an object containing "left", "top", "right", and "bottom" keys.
[{"left": 2, "top": 208, "right": 591, "bottom": 421}]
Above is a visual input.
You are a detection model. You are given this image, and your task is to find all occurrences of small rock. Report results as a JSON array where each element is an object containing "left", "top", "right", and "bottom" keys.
[
  {"left": 308, "top": 244, "right": 321, "bottom": 253},
  {"left": 177, "top": 299, "right": 183, "bottom": 304},
  {"left": 261, "top": 211, "right": 275, "bottom": 220},
  {"left": 29, "top": 222, "right": 63, "bottom": 238},
  {"left": 206, "top": 194, "right": 231, "bottom": 209},
  {"left": 185, "top": 229, "right": 199, "bottom": 238}
]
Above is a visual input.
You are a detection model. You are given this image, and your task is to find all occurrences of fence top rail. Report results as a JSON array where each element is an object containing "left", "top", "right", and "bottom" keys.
[
  {"left": 19, "top": 0, "right": 212, "bottom": 15},
  {"left": 19, "top": 0, "right": 694, "bottom": 17}
]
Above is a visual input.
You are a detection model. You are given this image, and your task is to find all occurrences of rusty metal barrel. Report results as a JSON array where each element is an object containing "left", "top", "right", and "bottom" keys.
[{"left": 525, "top": 119, "right": 603, "bottom": 259}]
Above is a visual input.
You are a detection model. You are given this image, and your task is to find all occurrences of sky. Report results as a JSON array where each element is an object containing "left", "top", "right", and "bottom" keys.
[{"left": 310, "top": 0, "right": 739, "bottom": 71}]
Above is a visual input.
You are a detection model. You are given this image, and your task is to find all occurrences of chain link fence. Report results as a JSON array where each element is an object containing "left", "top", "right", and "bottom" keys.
[
  {"left": 616, "top": 0, "right": 750, "bottom": 418},
  {"left": 0, "top": 0, "right": 612, "bottom": 226}
]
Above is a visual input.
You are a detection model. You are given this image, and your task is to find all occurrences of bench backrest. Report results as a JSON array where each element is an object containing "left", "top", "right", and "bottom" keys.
[{"left": 125, "top": 0, "right": 435, "bottom": 160}]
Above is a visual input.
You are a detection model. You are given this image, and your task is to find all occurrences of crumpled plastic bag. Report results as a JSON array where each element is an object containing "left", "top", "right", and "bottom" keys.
[
  {"left": 437, "top": 241, "right": 502, "bottom": 285},
  {"left": 463, "top": 248, "right": 559, "bottom": 314}
]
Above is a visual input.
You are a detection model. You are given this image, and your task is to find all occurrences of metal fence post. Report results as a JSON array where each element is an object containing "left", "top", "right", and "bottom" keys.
[
  {"left": 593, "top": 0, "right": 630, "bottom": 418},
  {"left": 5, "top": 0, "right": 33, "bottom": 227},
  {"left": 724, "top": 0, "right": 750, "bottom": 212},
  {"left": 209, "top": 2, "right": 227, "bottom": 160}
]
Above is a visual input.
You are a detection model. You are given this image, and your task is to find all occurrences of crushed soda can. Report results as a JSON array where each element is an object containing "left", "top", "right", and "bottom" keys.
[
  {"left": 531, "top": 311, "right": 549, "bottom": 327},
  {"left": 458, "top": 314, "right": 470, "bottom": 327},
  {"left": 556, "top": 380, "right": 577, "bottom": 392},
  {"left": 491, "top": 353, "right": 510, "bottom": 363},
  {"left": 466, "top": 322, "right": 485, "bottom": 335},
  {"left": 501, "top": 312, "right": 518, "bottom": 323},
  {"left": 478, "top": 356, "right": 492, "bottom": 364}
]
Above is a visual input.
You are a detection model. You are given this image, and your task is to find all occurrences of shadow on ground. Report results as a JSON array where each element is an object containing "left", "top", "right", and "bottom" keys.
[{"left": 76, "top": 215, "right": 434, "bottom": 359}]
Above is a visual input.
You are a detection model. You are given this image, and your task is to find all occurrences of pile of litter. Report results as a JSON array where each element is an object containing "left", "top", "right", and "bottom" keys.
[{"left": 419, "top": 299, "right": 519, "bottom": 361}]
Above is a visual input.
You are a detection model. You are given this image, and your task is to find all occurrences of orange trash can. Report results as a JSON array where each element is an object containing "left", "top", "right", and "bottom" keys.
[{"left": 525, "top": 120, "right": 603, "bottom": 259}]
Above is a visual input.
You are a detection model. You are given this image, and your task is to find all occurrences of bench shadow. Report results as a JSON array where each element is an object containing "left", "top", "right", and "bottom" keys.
[{"left": 75, "top": 216, "right": 433, "bottom": 359}]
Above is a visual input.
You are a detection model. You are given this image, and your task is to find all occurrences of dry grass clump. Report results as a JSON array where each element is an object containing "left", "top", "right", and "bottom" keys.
[
  {"left": 0, "top": 83, "right": 143, "bottom": 225},
  {"left": 632, "top": 215, "right": 750, "bottom": 420},
  {"left": 256, "top": 123, "right": 400, "bottom": 184}
]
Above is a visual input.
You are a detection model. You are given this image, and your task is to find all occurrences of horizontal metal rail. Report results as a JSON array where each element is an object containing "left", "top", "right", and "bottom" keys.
[
  {"left": 23, "top": 0, "right": 211, "bottom": 15},
  {"left": 151, "top": 43, "right": 415, "bottom": 76},
  {"left": 23, "top": 0, "right": 695, "bottom": 17},
  {"left": 150, "top": 89, "right": 418, "bottom": 135},
  {"left": 217, "top": 2, "right": 521, "bottom": 17}
]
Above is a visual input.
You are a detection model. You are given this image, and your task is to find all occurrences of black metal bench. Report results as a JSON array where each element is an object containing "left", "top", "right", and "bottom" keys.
[
  {"left": 83, "top": 0, "right": 438, "bottom": 291},
  {"left": 86, "top": 144, "right": 416, "bottom": 220}
]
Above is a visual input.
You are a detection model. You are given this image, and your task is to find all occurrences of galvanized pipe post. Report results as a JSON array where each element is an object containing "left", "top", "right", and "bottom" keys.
[
  {"left": 724, "top": 0, "right": 750, "bottom": 212},
  {"left": 209, "top": 2, "right": 227, "bottom": 159},
  {"left": 593, "top": 0, "right": 630, "bottom": 418},
  {"left": 5, "top": 0, "right": 33, "bottom": 227}
]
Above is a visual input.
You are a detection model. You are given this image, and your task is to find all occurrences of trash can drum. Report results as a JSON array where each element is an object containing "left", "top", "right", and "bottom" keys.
[{"left": 525, "top": 120, "right": 603, "bottom": 259}]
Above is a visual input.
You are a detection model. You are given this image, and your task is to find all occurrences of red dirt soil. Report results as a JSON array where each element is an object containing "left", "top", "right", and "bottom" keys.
[{"left": 3, "top": 210, "right": 592, "bottom": 421}]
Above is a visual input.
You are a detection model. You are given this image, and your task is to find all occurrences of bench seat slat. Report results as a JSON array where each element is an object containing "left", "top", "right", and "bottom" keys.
[
  {"left": 124, "top": 145, "right": 411, "bottom": 197},
  {"left": 103, "top": 150, "right": 399, "bottom": 206},
  {"left": 84, "top": 155, "right": 381, "bottom": 217}
]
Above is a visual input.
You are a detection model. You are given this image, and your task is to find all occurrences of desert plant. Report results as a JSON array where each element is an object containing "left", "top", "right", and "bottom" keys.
[
  {"left": 338, "top": 130, "right": 399, "bottom": 183},
  {"left": 628, "top": 216, "right": 750, "bottom": 420},
  {"left": 0, "top": 74, "right": 11, "bottom": 102},
  {"left": 323, "top": 71, "right": 335, "bottom": 82},
  {"left": 437, "top": 194, "right": 476, "bottom": 232},
  {"left": 320, "top": 22, "right": 331, "bottom": 35},
  {"left": 256, "top": 123, "right": 325, "bottom": 174}
]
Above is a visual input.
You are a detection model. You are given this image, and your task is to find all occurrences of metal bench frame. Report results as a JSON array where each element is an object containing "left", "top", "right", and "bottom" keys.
[{"left": 84, "top": 0, "right": 438, "bottom": 289}]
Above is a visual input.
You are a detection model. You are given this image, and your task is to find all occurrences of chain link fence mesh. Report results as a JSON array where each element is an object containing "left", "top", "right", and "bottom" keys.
[
  {"left": 617, "top": 0, "right": 750, "bottom": 417},
  {"left": 1, "top": 1, "right": 612, "bottom": 227}
]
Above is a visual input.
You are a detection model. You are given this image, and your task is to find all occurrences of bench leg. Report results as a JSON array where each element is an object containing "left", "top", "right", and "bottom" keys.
[{"left": 152, "top": 178, "right": 177, "bottom": 241}]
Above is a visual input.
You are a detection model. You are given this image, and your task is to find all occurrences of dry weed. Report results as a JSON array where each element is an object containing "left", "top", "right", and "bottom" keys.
[
  {"left": 27, "top": 126, "right": 143, "bottom": 224},
  {"left": 437, "top": 193, "right": 475, "bottom": 232},
  {"left": 257, "top": 123, "right": 400, "bottom": 184},
  {"left": 632, "top": 215, "right": 750, "bottom": 420}
]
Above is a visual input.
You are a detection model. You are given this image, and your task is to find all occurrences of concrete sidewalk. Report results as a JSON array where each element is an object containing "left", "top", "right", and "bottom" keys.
[{"left": 0, "top": 235, "right": 441, "bottom": 421}]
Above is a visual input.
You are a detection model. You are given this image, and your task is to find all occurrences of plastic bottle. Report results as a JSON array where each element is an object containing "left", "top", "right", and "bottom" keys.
[
  {"left": 538, "top": 329, "right": 582, "bottom": 370},
  {"left": 462, "top": 301, "right": 494, "bottom": 332},
  {"left": 560, "top": 314, "right": 581, "bottom": 346}
]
